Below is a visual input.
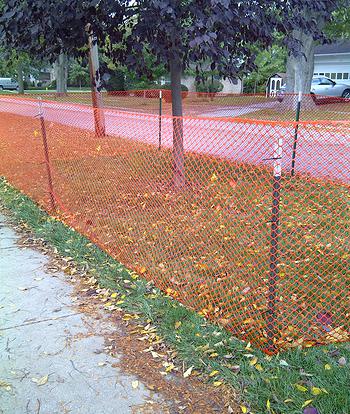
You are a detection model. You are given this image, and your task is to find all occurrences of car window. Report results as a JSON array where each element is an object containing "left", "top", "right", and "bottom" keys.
[{"left": 319, "top": 78, "right": 334, "bottom": 85}]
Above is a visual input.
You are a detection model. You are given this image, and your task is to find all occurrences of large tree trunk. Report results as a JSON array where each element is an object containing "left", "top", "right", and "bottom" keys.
[
  {"left": 17, "top": 62, "right": 24, "bottom": 94},
  {"left": 286, "top": 30, "right": 315, "bottom": 95},
  {"left": 87, "top": 33, "right": 106, "bottom": 137},
  {"left": 55, "top": 53, "right": 68, "bottom": 94},
  {"left": 285, "top": 7, "right": 326, "bottom": 104},
  {"left": 170, "top": 52, "right": 185, "bottom": 189}
]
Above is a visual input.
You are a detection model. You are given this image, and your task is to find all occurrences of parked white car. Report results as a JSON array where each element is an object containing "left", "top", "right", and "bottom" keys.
[
  {"left": 277, "top": 76, "right": 350, "bottom": 101},
  {"left": 0, "top": 77, "right": 19, "bottom": 91},
  {"left": 310, "top": 76, "right": 350, "bottom": 98}
]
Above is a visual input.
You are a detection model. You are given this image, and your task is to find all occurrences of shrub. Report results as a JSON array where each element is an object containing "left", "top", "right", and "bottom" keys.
[
  {"left": 195, "top": 79, "right": 223, "bottom": 94},
  {"left": 105, "top": 70, "right": 125, "bottom": 92},
  {"left": 161, "top": 84, "right": 189, "bottom": 103}
]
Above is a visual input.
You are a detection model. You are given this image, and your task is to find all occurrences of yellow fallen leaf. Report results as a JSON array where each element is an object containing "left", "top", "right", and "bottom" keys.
[
  {"left": 132, "top": 380, "right": 139, "bottom": 389},
  {"left": 175, "top": 321, "right": 182, "bottom": 329},
  {"left": 295, "top": 384, "right": 308, "bottom": 392},
  {"left": 165, "top": 364, "right": 175, "bottom": 373},
  {"left": 34, "top": 130, "right": 39, "bottom": 137},
  {"left": 32, "top": 375, "right": 48, "bottom": 386},
  {"left": 250, "top": 357, "right": 258, "bottom": 366},
  {"left": 210, "top": 173, "right": 218, "bottom": 183},
  {"left": 267, "top": 399, "right": 271, "bottom": 410},
  {"left": 311, "top": 387, "right": 322, "bottom": 395},
  {"left": 302, "top": 400, "right": 313, "bottom": 408},
  {"left": 209, "top": 370, "right": 219, "bottom": 377},
  {"left": 96, "top": 145, "right": 101, "bottom": 152},
  {"left": 110, "top": 292, "right": 118, "bottom": 298},
  {"left": 255, "top": 364, "right": 263, "bottom": 372},
  {"left": 183, "top": 366, "right": 194, "bottom": 378},
  {"left": 196, "top": 262, "right": 209, "bottom": 271},
  {"left": 324, "top": 363, "right": 331, "bottom": 370},
  {"left": 240, "top": 406, "right": 248, "bottom": 413},
  {"left": 139, "top": 266, "right": 147, "bottom": 274},
  {"left": 0, "top": 381, "right": 12, "bottom": 391},
  {"left": 213, "top": 381, "right": 222, "bottom": 387},
  {"left": 284, "top": 399, "right": 294, "bottom": 403}
]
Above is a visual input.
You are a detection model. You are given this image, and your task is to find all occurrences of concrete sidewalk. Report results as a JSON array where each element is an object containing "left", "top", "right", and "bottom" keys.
[
  {"left": 0, "top": 213, "right": 214, "bottom": 414},
  {"left": 0, "top": 214, "right": 231, "bottom": 414}
]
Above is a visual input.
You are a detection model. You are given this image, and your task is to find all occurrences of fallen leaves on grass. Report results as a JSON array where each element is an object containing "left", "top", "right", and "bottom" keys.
[
  {"left": 31, "top": 375, "right": 48, "bottom": 386},
  {"left": 0, "top": 380, "right": 12, "bottom": 391},
  {"left": 294, "top": 383, "right": 308, "bottom": 392},
  {"left": 183, "top": 366, "right": 194, "bottom": 378},
  {"left": 302, "top": 400, "right": 314, "bottom": 408}
]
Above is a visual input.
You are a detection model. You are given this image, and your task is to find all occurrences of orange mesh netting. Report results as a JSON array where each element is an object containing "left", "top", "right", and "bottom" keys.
[
  {"left": 13, "top": 89, "right": 350, "bottom": 120},
  {"left": 0, "top": 92, "right": 349, "bottom": 353}
]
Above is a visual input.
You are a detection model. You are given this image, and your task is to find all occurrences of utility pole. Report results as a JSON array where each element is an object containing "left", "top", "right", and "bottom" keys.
[{"left": 86, "top": 24, "right": 106, "bottom": 137}]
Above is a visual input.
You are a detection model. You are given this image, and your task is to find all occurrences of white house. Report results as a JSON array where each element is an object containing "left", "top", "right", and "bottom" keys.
[
  {"left": 180, "top": 74, "right": 243, "bottom": 94},
  {"left": 313, "top": 40, "right": 350, "bottom": 81}
]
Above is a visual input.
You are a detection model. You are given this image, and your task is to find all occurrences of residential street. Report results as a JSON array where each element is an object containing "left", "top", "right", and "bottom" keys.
[{"left": 0, "top": 213, "right": 230, "bottom": 414}]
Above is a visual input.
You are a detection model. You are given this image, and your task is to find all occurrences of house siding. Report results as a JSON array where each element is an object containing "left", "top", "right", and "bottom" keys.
[
  {"left": 181, "top": 75, "right": 242, "bottom": 94},
  {"left": 314, "top": 53, "right": 350, "bottom": 81}
]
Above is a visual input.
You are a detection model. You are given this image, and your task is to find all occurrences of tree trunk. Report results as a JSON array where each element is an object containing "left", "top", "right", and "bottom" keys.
[
  {"left": 55, "top": 53, "right": 68, "bottom": 94},
  {"left": 170, "top": 53, "right": 185, "bottom": 189},
  {"left": 88, "top": 33, "right": 106, "bottom": 137},
  {"left": 284, "top": 6, "right": 326, "bottom": 104},
  {"left": 17, "top": 62, "right": 24, "bottom": 94},
  {"left": 286, "top": 30, "right": 315, "bottom": 95}
]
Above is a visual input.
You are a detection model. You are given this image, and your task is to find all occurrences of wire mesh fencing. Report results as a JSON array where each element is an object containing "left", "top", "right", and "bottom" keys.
[
  {"left": 5, "top": 89, "right": 350, "bottom": 121},
  {"left": 0, "top": 94, "right": 349, "bottom": 353}
]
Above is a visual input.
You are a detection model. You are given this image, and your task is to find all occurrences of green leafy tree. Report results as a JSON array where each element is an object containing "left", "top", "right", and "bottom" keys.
[
  {"left": 326, "top": 6, "right": 350, "bottom": 39},
  {"left": 244, "top": 45, "right": 287, "bottom": 93},
  {"left": 68, "top": 60, "right": 90, "bottom": 88}
]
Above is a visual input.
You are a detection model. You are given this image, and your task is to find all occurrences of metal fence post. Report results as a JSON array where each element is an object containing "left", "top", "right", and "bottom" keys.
[
  {"left": 267, "top": 135, "right": 283, "bottom": 354},
  {"left": 158, "top": 90, "right": 162, "bottom": 150},
  {"left": 291, "top": 91, "right": 302, "bottom": 176},
  {"left": 38, "top": 99, "right": 56, "bottom": 212}
]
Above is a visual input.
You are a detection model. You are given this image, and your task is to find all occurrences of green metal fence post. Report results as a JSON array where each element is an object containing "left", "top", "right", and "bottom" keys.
[
  {"left": 291, "top": 91, "right": 302, "bottom": 176},
  {"left": 267, "top": 135, "right": 283, "bottom": 354}
]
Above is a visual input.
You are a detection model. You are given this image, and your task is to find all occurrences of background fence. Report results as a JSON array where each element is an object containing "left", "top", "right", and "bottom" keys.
[
  {"left": 0, "top": 92, "right": 349, "bottom": 353},
  {"left": 3, "top": 89, "right": 350, "bottom": 120}
]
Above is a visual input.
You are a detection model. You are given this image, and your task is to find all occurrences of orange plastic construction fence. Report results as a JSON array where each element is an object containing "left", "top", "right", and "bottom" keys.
[
  {"left": 0, "top": 92, "right": 349, "bottom": 353},
  {"left": 14, "top": 88, "right": 350, "bottom": 120}
]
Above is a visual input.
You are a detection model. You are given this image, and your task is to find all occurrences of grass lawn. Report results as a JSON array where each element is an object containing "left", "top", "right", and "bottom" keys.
[{"left": 1, "top": 178, "right": 350, "bottom": 414}]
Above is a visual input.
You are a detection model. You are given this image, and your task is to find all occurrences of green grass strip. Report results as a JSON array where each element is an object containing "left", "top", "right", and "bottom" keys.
[{"left": 0, "top": 177, "right": 349, "bottom": 414}]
